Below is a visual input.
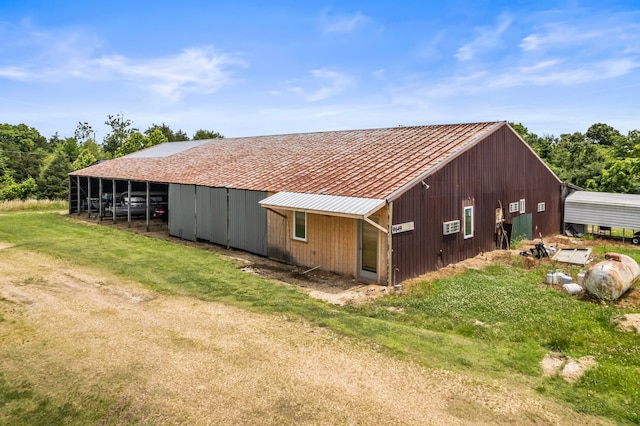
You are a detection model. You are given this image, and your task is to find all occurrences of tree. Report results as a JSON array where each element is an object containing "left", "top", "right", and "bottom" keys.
[
  {"left": 74, "top": 121, "right": 94, "bottom": 142},
  {"left": 193, "top": 129, "right": 224, "bottom": 140},
  {"left": 72, "top": 148, "right": 97, "bottom": 171},
  {"left": 103, "top": 113, "right": 137, "bottom": 155},
  {"left": 0, "top": 123, "right": 48, "bottom": 182},
  {"left": 144, "top": 123, "right": 189, "bottom": 142},
  {"left": 115, "top": 132, "right": 147, "bottom": 157},
  {"left": 59, "top": 137, "right": 80, "bottom": 164},
  {"left": 601, "top": 158, "right": 640, "bottom": 194},
  {"left": 586, "top": 123, "right": 621, "bottom": 146},
  {"left": 147, "top": 128, "right": 169, "bottom": 147},
  {"left": 547, "top": 132, "right": 607, "bottom": 189},
  {"left": 38, "top": 148, "right": 72, "bottom": 199},
  {"left": 0, "top": 173, "right": 38, "bottom": 200}
]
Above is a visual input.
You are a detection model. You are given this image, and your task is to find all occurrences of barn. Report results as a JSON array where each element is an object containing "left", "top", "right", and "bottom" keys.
[{"left": 69, "top": 121, "right": 562, "bottom": 284}]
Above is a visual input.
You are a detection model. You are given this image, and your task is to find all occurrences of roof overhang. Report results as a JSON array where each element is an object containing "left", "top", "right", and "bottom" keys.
[{"left": 259, "top": 191, "right": 386, "bottom": 221}]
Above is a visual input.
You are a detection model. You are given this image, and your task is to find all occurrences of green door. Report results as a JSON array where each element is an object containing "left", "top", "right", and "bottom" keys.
[{"left": 512, "top": 213, "right": 533, "bottom": 241}]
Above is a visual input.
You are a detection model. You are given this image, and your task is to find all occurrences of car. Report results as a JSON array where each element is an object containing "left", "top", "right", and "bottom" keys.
[
  {"left": 153, "top": 206, "right": 168, "bottom": 221},
  {"left": 633, "top": 231, "right": 640, "bottom": 245},
  {"left": 104, "top": 191, "right": 168, "bottom": 218}
]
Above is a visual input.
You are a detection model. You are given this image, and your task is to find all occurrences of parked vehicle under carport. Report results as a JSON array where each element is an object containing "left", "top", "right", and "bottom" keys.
[{"left": 104, "top": 191, "right": 168, "bottom": 219}]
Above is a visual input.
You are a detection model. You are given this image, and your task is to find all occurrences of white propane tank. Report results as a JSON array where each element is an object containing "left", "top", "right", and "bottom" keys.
[{"left": 583, "top": 253, "right": 640, "bottom": 301}]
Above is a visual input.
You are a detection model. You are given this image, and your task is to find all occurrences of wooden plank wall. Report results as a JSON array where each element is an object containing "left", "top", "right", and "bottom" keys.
[{"left": 266, "top": 205, "right": 389, "bottom": 283}]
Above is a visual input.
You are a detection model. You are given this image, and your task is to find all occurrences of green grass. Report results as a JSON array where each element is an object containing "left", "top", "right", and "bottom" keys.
[{"left": 1, "top": 210, "right": 640, "bottom": 424}]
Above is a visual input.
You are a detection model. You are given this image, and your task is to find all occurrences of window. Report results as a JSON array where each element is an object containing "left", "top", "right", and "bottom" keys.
[
  {"left": 293, "top": 211, "right": 306, "bottom": 241},
  {"left": 537, "top": 202, "right": 546, "bottom": 212},
  {"left": 464, "top": 206, "right": 474, "bottom": 239},
  {"left": 509, "top": 202, "right": 519, "bottom": 213},
  {"left": 443, "top": 220, "right": 460, "bottom": 235},
  {"left": 519, "top": 199, "right": 526, "bottom": 214}
]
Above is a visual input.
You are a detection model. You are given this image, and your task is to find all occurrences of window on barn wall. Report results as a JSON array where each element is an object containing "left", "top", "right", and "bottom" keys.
[
  {"left": 509, "top": 202, "right": 519, "bottom": 213},
  {"left": 293, "top": 211, "right": 307, "bottom": 241},
  {"left": 537, "top": 202, "right": 546, "bottom": 212},
  {"left": 464, "top": 206, "right": 474, "bottom": 239},
  {"left": 519, "top": 199, "right": 526, "bottom": 214}
]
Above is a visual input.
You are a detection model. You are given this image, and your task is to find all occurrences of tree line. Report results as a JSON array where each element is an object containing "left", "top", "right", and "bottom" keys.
[
  {"left": 0, "top": 114, "right": 222, "bottom": 200},
  {"left": 1, "top": 118, "right": 639, "bottom": 201},
  {"left": 511, "top": 122, "right": 640, "bottom": 193}
]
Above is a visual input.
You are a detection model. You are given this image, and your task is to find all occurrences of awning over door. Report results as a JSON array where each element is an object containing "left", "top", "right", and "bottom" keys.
[{"left": 259, "top": 192, "right": 386, "bottom": 229}]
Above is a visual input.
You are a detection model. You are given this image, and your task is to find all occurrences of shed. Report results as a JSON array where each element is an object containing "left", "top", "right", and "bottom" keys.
[
  {"left": 69, "top": 121, "right": 563, "bottom": 284},
  {"left": 564, "top": 191, "right": 640, "bottom": 231}
]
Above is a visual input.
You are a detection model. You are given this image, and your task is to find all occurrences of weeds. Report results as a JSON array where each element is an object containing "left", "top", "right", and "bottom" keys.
[{"left": 0, "top": 199, "right": 67, "bottom": 212}]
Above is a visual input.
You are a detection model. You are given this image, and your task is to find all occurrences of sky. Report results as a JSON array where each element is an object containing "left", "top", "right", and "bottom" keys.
[{"left": 0, "top": 0, "right": 638, "bottom": 141}]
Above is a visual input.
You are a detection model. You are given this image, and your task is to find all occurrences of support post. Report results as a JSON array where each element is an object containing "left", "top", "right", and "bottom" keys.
[
  {"left": 146, "top": 182, "right": 150, "bottom": 232},
  {"left": 98, "top": 178, "right": 103, "bottom": 221},
  {"left": 127, "top": 180, "right": 132, "bottom": 227},
  {"left": 87, "top": 177, "right": 92, "bottom": 217},
  {"left": 112, "top": 180, "right": 117, "bottom": 223},
  {"left": 76, "top": 176, "right": 81, "bottom": 215}
]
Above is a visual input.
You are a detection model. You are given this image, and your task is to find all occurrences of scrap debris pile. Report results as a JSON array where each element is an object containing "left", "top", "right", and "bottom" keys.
[{"left": 519, "top": 236, "right": 640, "bottom": 301}]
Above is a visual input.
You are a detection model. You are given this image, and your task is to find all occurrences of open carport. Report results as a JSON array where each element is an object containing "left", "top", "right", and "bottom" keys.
[
  {"left": 564, "top": 191, "right": 640, "bottom": 242},
  {"left": 69, "top": 175, "right": 169, "bottom": 230}
]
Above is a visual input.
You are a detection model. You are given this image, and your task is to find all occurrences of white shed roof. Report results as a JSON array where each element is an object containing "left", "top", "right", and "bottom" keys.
[
  {"left": 259, "top": 192, "right": 385, "bottom": 219},
  {"left": 565, "top": 191, "right": 640, "bottom": 230}
]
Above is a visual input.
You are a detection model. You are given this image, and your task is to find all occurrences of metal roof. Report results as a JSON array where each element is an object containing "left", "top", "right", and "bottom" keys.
[
  {"left": 259, "top": 192, "right": 386, "bottom": 218},
  {"left": 71, "top": 121, "right": 505, "bottom": 199},
  {"left": 124, "top": 140, "right": 211, "bottom": 158},
  {"left": 565, "top": 191, "right": 640, "bottom": 230},
  {"left": 565, "top": 191, "right": 640, "bottom": 207}
]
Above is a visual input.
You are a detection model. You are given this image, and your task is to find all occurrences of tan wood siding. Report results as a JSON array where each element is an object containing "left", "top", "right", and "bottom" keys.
[{"left": 266, "top": 204, "right": 389, "bottom": 283}]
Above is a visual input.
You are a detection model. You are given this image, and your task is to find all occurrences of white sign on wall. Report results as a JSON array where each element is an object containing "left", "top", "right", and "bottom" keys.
[{"left": 392, "top": 221, "right": 415, "bottom": 234}]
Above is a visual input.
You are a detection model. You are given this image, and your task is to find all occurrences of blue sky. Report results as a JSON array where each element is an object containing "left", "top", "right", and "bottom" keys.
[{"left": 0, "top": 0, "right": 638, "bottom": 141}]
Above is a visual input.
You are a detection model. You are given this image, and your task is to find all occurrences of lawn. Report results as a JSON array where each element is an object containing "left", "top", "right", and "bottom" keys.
[{"left": 1, "top": 207, "right": 639, "bottom": 424}]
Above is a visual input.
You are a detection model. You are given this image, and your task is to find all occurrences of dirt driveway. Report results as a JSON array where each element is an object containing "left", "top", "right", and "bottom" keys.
[{"left": 0, "top": 246, "right": 609, "bottom": 425}]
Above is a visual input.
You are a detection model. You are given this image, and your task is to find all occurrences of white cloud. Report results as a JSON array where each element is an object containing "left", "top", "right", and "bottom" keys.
[
  {"left": 456, "top": 15, "right": 512, "bottom": 61},
  {"left": 414, "top": 58, "right": 639, "bottom": 99},
  {"left": 283, "top": 68, "right": 352, "bottom": 102},
  {"left": 372, "top": 69, "right": 385, "bottom": 80},
  {"left": 306, "top": 68, "right": 351, "bottom": 101},
  {"left": 94, "top": 47, "right": 246, "bottom": 100},
  {"left": 321, "top": 10, "right": 368, "bottom": 34},
  {"left": 0, "top": 22, "right": 245, "bottom": 100}
]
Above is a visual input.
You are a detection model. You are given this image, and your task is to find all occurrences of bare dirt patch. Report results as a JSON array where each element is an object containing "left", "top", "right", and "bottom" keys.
[
  {"left": 616, "top": 314, "right": 640, "bottom": 334},
  {"left": 541, "top": 353, "right": 598, "bottom": 383},
  {"left": 0, "top": 245, "right": 611, "bottom": 424}
]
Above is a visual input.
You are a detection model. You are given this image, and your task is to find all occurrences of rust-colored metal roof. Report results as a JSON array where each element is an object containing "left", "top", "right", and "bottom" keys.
[{"left": 71, "top": 121, "right": 505, "bottom": 199}]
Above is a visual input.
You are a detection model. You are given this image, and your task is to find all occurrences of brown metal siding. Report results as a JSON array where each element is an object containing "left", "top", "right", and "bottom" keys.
[{"left": 391, "top": 125, "right": 561, "bottom": 283}]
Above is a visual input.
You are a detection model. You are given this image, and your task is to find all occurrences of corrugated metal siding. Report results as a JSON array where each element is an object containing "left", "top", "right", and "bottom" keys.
[
  {"left": 195, "top": 186, "right": 212, "bottom": 241},
  {"left": 391, "top": 125, "right": 562, "bottom": 282},
  {"left": 210, "top": 188, "right": 228, "bottom": 246},
  {"left": 565, "top": 198, "right": 640, "bottom": 230},
  {"left": 168, "top": 184, "right": 196, "bottom": 241},
  {"left": 228, "top": 189, "right": 267, "bottom": 256}
]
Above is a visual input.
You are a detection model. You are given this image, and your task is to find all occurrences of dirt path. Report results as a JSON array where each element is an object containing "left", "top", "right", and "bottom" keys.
[{"left": 0, "top": 247, "right": 609, "bottom": 425}]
